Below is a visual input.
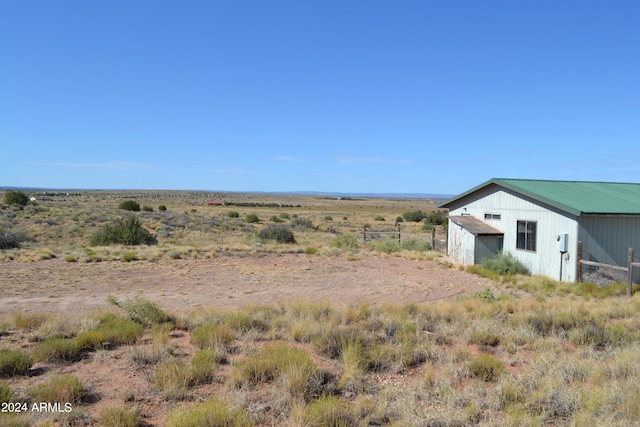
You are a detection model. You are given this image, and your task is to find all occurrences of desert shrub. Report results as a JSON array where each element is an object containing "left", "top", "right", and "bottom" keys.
[
  {"left": 158, "top": 205, "right": 167, "bottom": 212},
  {"left": 279, "top": 212, "right": 290, "bottom": 220},
  {"left": 291, "top": 217, "right": 314, "bottom": 229},
  {"left": 402, "top": 210, "right": 427, "bottom": 222},
  {"left": 91, "top": 216, "right": 157, "bottom": 246},
  {"left": 13, "top": 312, "right": 51, "bottom": 331},
  {"left": 190, "top": 323, "right": 235, "bottom": 349},
  {"left": 191, "top": 348, "right": 217, "bottom": 385},
  {"left": 0, "top": 227, "right": 33, "bottom": 249},
  {"left": 98, "top": 405, "right": 142, "bottom": 427},
  {"left": 119, "top": 200, "right": 141, "bottom": 211},
  {"left": 152, "top": 360, "right": 191, "bottom": 400},
  {"left": 304, "top": 395, "right": 357, "bottom": 427},
  {"left": 4, "top": 190, "right": 29, "bottom": 206},
  {"left": 305, "top": 246, "right": 318, "bottom": 254},
  {"left": 33, "top": 337, "right": 82, "bottom": 362},
  {"left": 257, "top": 224, "right": 296, "bottom": 244},
  {"left": 400, "top": 238, "right": 431, "bottom": 252},
  {"left": 142, "top": 205, "right": 154, "bottom": 212},
  {"left": 370, "top": 237, "right": 399, "bottom": 254},
  {"left": 98, "top": 316, "right": 144, "bottom": 345},
  {"left": 30, "top": 374, "right": 85, "bottom": 404},
  {"left": 468, "top": 353, "right": 504, "bottom": 381},
  {"left": 230, "top": 342, "right": 317, "bottom": 387},
  {"left": 330, "top": 234, "right": 358, "bottom": 250},
  {"left": 244, "top": 213, "right": 260, "bottom": 223},
  {"left": 268, "top": 215, "right": 283, "bottom": 223},
  {"left": 0, "top": 349, "right": 33, "bottom": 377},
  {"left": 108, "top": 293, "right": 174, "bottom": 327},
  {"left": 75, "top": 330, "right": 108, "bottom": 350},
  {"left": 227, "top": 211, "right": 240, "bottom": 218},
  {"left": 165, "top": 398, "right": 252, "bottom": 427},
  {"left": 374, "top": 216, "right": 385, "bottom": 221},
  {"left": 482, "top": 252, "right": 530, "bottom": 275},
  {"left": 472, "top": 287, "right": 496, "bottom": 302},
  {"left": 324, "top": 215, "right": 333, "bottom": 221},
  {"left": 0, "top": 379, "right": 12, "bottom": 401},
  {"left": 122, "top": 251, "right": 139, "bottom": 262},
  {"left": 64, "top": 254, "right": 77, "bottom": 262}
]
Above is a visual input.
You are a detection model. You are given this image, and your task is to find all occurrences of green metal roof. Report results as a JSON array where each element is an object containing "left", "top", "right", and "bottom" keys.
[{"left": 439, "top": 178, "right": 640, "bottom": 216}]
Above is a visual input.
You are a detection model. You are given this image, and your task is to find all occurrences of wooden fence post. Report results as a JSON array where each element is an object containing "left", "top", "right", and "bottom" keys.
[
  {"left": 431, "top": 227, "right": 436, "bottom": 251},
  {"left": 628, "top": 247, "right": 634, "bottom": 297},
  {"left": 397, "top": 223, "right": 401, "bottom": 244},
  {"left": 576, "top": 241, "right": 582, "bottom": 283}
]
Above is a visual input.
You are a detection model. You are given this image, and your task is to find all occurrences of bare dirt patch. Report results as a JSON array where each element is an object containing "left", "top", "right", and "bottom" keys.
[{"left": 0, "top": 254, "right": 487, "bottom": 316}]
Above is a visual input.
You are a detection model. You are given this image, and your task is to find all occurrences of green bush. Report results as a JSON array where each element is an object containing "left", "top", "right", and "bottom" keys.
[
  {"left": 33, "top": 337, "right": 82, "bottom": 362},
  {"left": 0, "top": 349, "right": 33, "bottom": 377},
  {"left": 3, "top": 190, "right": 29, "bottom": 206},
  {"left": 0, "top": 379, "right": 12, "bottom": 401},
  {"left": 152, "top": 360, "right": 191, "bottom": 400},
  {"left": 121, "top": 251, "right": 139, "bottom": 262},
  {"left": 468, "top": 354, "right": 504, "bottom": 381},
  {"left": 482, "top": 252, "right": 530, "bottom": 275},
  {"left": 244, "top": 213, "right": 260, "bottom": 223},
  {"left": 107, "top": 294, "right": 175, "bottom": 327},
  {"left": 190, "top": 348, "right": 217, "bottom": 385},
  {"left": 330, "top": 234, "right": 358, "bottom": 250},
  {"left": 374, "top": 216, "right": 385, "bottom": 221},
  {"left": 98, "top": 405, "right": 142, "bottom": 427},
  {"left": 91, "top": 216, "right": 157, "bottom": 246},
  {"left": 158, "top": 205, "right": 167, "bottom": 212},
  {"left": 30, "top": 374, "right": 85, "bottom": 404},
  {"left": 257, "top": 224, "right": 296, "bottom": 244},
  {"left": 291, "top": 217, "right": 314, "bottom": 229},
  {"left": 305, "top": 395, "right": 357, "bottom": 426},
  {"left": 400, "top": 238, "right": 431, "bottom": 252},
  {"left": 227, "top": 211, "right": 240, "bottom": 218},
  {"left": 190, "top": 323, "right": 235, "bottom": 349},
  {"left": 0, "top": 228, "right": 33, "bottom": 249},
  {"left": 402, "top": 210, "right": 427, "bottom": 222},
  {"left": 370, "top": 237, "right": 399, "bottom": 254},
  {"left": 165, "top": 398, "right": 251, "bottom": 427},
  {"left": 119, "top": 200, "right": 141, "bottom": 211}
]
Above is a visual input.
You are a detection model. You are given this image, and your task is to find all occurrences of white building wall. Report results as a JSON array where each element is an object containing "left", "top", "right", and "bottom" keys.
[
  {"left": 448, "top": 220, "right": 477, "bottom": 266},
  {"left": 447, "top": 185, "right": 579, "bottom": 281}
]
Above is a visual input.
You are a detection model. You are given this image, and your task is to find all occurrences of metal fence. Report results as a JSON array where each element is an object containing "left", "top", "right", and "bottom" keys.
[
  {"left": 362, "top": 224, "right": 447, "bottom": 251},
  {"left": 577, "top": 242, "right": 640, "bottom": 296}
]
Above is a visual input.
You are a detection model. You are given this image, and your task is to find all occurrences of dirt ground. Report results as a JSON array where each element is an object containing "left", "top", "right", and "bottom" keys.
[
  {"left": 0, "top": 254, "right": 487, "bottom": 317},
  {"left": 0, "top": 254, "right": 489, "bottom": 426}
]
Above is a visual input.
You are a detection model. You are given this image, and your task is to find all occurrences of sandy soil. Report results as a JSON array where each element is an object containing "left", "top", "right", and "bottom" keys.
[
  {"left": 0, "top": 254, "right": 488, "bottom": 426},
  {"left": 0, "top": 254, "right": 487, "bottom": 316}
]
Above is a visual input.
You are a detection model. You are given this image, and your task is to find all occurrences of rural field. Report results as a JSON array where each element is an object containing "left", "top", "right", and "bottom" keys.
[{"left": 1, "top": 190, "right": 640, "bottom": 426}]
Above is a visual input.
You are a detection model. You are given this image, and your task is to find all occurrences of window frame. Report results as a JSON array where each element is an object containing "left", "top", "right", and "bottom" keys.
[
  {"left": 516, "top": 220, "right": 537, "bottom": 252},
  {"left": 484, "top": 213, "right": 501, "bottom": 220}
]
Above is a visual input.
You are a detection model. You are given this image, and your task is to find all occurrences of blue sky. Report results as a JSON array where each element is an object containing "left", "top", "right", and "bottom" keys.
[{"left": 2, "top": 1, "right": 639, "bottom": 195}]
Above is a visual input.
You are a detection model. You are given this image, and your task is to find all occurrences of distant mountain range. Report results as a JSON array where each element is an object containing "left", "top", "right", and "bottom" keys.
[{"left": 0, "top": 186, "right": 453, "bottom": 200}]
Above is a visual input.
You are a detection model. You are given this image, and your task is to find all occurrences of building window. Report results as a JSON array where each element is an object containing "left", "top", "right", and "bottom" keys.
[
  {"left": 516, "top": 220, "right": 537, "bottom": 252},
  {"left": 484, "top": 213, "right": 501, "bottom": 220}
]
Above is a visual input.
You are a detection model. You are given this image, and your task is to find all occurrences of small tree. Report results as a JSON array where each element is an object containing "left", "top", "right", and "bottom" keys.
[
  {"left": 119, "top": 200, "right": 141, "bottom": 212},
  {"left": 257, "top": 224, "right": 296, "bottom": 243},
  {"left": 91, "top": 216, "right": 157, "bottom": 246},
  {"left": 3, "top": 190, "right": 29, "bottom": 206}
]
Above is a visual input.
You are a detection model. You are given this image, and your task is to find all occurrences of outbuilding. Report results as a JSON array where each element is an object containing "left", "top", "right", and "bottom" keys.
[{"left": 439, "top": 178, "right": 640, "bottom": 282}]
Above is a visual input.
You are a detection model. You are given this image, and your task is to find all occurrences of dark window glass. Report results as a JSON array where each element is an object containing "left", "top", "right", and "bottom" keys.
[{"left": 516, "top": 220, "right": 536, "bottom": 252}]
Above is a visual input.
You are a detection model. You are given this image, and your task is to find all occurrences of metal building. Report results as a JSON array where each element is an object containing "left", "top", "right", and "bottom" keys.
[{"left": 439, "top": 178, "right": 640, "bottom": 282}]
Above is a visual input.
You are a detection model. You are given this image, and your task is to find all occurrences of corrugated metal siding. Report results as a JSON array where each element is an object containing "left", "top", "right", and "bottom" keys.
[
  {"left": 448, "top": 219, "right": 476, "bottom": 266},
  {"left": 578, "top": 216, "right": 640, "bottom": 266},
  {"left": 447, "top": 185, "right": 580, "bottom": 280}
]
